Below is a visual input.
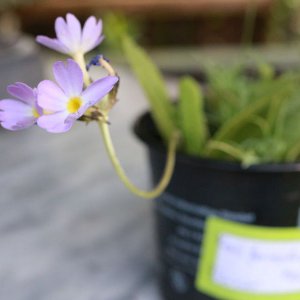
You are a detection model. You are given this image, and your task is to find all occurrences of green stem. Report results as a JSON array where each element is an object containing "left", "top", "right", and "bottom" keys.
[
  {"left": 99, "top": 120, "right": 179, "bottom": 199},
  {"left": 73, "top": 52, "right": 91, "bottom": 86},
  {"left": 242, "top": 1, "right": 258, "bottom": 46}
]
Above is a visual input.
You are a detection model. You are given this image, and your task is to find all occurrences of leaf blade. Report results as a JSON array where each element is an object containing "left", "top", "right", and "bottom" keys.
[
  {"left": 122, "top": 36, "right": 176, "bottom": 142},
  {"left": 178, "top": 76, "right": 207, "bottom": 155}
]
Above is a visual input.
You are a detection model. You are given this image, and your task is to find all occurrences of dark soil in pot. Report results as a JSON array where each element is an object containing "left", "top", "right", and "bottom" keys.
[{"left": 134, "top": 112, "right": 300, "bottom": 300}]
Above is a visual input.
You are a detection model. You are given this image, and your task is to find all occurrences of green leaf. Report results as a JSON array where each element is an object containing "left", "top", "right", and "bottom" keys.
[
  {"left": 178, "top": 76, "right": 207, "bottom": 155},
  {"left": 122, "top": 36, "right": 176, "bottom": 142},
  {"left": 213, "top": 77, "right": 295, "bottom": 142},
  {"left": 241, "top": 137, "right": 287, "bottom": 163},
  {"left": 102, "top": 13, "right": 141, "bottom": 51},
  {"left": 286, "top": 140, "right": 300, "bottom": 162},
  {"left": 205, "top": 67, "right": 254, "bottom": 128}
]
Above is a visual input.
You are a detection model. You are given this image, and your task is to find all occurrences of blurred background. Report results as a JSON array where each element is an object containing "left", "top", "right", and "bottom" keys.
[
  {"left": 3, "top": 0, "right": 300, "bottom": 88},
  {"left": 2, "top": 0, "right": 300, "bottom": 91},
  {"left": 13, "top": 0, "right": 300, "bottom": 45},
  {"left": 1, "top": 1, "right": 300, "bottom": 300}
]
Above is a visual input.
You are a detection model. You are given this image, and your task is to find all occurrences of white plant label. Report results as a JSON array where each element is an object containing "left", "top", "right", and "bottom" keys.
[
  {"left": 196, "top": 217, "right": 300, "bottom": 300},
  {"left": 213, "top": 233, "right": 300, "bottom": 294}
]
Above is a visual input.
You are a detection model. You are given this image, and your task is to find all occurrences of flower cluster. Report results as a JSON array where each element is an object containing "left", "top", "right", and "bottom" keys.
[
  {"left": 0, "top": 14, "right": 118, "bottom": 133},
  {"left": 0, "top": 12, "right": 178, "bottom": 199}
]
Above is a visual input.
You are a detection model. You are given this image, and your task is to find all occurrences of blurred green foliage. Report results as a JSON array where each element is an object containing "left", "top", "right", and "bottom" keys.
[
  {"left": 268, "top": 0, "right": 300, "bottom": 42},
  {"left": 103, "top": 13, "right": 141, "bottom": 52},
  {"left": 103, "top": 10, "right": 300, "bottom": 166},
  {"left": 123, "top": 36, "right": 300, "bottom": 166}
]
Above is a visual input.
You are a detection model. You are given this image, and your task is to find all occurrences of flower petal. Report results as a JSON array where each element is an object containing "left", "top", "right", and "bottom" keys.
[
  {"left": 37, "top": 80, "right": 68, "bottom": 111},
  {"left": 55, "top": 16, "right": 74, "bottom": 53},
  {"left": 7, "top": 82, "right": 36, "bottom": 106},
  {"left": 82, "top": 76, "right": 119, "bottom": 107},
  {"left": 0, "top": 99, "right": 34, "bottom": 117},
  {"left": 53, "top": 59, "right": 83, "bottom": 97},
  {"left": 0, "top": 118, "right": 35, "bottom": 131},
  {"left": 81, "top": 17, "right": 103, "bottom": 53},
  {"left": 36, "top": 36, "right": 69, "bottom": 54},
  {"left": 37, "top": 111, "right": 73, "bottom": 133},
  {"left": 66, "top": 13, "right": 82, "bottom": 52},
  {"left": 0, "top": 99, "right": 36, "bottom": 130}
]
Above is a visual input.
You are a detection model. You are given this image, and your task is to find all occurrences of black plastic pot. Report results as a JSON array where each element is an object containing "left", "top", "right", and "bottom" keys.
[{"left": 134, "top": 112, "right": 300, "bottom": 300}]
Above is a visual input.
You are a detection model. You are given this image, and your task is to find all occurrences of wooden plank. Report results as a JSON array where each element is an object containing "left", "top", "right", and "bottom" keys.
[{"left": 23, "top": 0, "right": 273, "bottom": 16}]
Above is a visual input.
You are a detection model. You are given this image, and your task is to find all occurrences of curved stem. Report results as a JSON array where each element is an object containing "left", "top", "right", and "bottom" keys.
[
  {"left": 205, "top": 140, "right": 259, "bottom": 167},
  {"left": 99, "top": 120, "right": 179, "bottom": 199},
  {"left": 99, "top": 56, "right": 117, "bottom": 76},
  {"left": 205, "top": 140, "right": 244, "bottom": 159}
]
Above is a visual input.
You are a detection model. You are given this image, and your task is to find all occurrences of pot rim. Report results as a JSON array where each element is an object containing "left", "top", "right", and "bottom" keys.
[{"left": 133, "top": 111, "right": 300, "bottom": 174}]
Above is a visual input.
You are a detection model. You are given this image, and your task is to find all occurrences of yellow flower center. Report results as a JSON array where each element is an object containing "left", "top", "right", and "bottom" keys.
[
  {"left": 32, "top": 108, "right": 40, "bottom": 118},
  {"left": 67, "top": 97, "right": 82, "bottom": 113}
]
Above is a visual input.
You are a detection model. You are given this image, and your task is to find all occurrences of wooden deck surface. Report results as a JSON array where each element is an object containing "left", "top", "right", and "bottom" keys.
[{"left": 0, "top": 56, "right": 162, "bottom": 300}]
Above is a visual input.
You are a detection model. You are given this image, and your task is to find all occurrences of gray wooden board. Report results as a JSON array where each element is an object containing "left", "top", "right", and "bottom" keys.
[{"left": 0, "top": 60, "right": 163, "bottom": 300}]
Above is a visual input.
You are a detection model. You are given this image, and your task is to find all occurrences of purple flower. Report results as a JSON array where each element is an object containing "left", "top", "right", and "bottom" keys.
[
  {"left": 37, "top": 59, "right": 118, "bottom": 133},
  {"left": 36, "top": 13, "right": 104, "bottom": 55},
  {"left": 0, "top": 83, "right": 41, "bottom": 131}
]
